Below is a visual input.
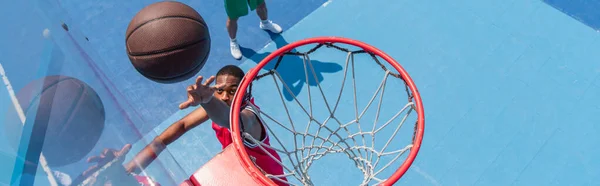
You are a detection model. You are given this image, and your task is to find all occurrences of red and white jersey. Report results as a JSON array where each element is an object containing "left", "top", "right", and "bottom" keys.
[{"left": 211, "top": 98, "right": 288, "bottom": 185}]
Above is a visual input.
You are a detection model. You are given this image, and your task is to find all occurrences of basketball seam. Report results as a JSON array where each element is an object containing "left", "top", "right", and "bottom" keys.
[
  {"left": 134, "top": 39, "right": 211, "bottom": 80},
  {"left": 49, "top": 82, "right": 85, "bottom": 166},
  {"left": 21, "top": 77, "right": 82, "bottom": 166},
  {"left": 125, "top": 15, "right": 207, "bottom": 43},
  {"left": 57, "top": 83, "right": 85, "bottom": 135},
  {"left": 24, "top": 77, "right": 73, "bottom": 115},
  {"left": 127, "top": 37, "right": 208, "bottom": 56}
]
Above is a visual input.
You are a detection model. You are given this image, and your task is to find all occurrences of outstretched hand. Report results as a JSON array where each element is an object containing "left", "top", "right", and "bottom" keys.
[
  {"left": 70, "top": 144, "right": 134, "bottom": 186},
  {"left": 82, "top": 144, "right": 132, "bottom": 177},
  {"left": 179, "top": 76, "right": 224, "bottom": 110}
]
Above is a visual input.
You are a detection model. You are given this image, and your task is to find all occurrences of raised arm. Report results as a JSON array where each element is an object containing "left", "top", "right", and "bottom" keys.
[
  {"left": 125, "top": 106, "right": 209, "bottom": 174},
  {"left": 200, "top": 96, "right": 262, "bottom": 139},
  {"left": 179, "top": 75, "right": 263, "bottom": 140}
]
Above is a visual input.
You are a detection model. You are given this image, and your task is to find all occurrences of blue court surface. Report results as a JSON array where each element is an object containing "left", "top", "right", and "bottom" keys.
[{"left": 2, "top": 0, "right": 600, "bottom": 185}]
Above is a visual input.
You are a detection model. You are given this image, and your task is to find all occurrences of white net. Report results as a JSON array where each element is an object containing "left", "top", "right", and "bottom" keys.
[{"left": 239, "top": 40, "right": 422, "bottom": 186}]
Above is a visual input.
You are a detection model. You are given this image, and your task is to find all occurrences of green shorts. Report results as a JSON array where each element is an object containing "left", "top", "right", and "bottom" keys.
[{"left": 225, "top": 0, "right": 265, "bottom": 19}]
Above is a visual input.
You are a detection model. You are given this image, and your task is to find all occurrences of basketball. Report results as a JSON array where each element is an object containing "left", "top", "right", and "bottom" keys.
[
  {"left": 125, "top": 1, "right": 210, "bottom": 83},
  {"left": 3, "top": 75, "right": 105, "bottom": 167}
]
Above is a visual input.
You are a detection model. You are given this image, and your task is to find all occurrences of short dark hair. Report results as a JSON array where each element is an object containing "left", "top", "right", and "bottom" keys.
[{"left": 216, "top": 65, "right": 245, "bottom": 80}]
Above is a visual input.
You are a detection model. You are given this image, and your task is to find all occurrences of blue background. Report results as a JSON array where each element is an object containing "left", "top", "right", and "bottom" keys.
[{"left": 2, "top": 0, "right": 600, "bottom": 185}]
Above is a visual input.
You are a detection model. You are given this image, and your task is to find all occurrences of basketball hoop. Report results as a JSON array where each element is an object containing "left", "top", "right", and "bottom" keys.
[{"left": 230, "top": 36, "right": 425, "bottom": 186}]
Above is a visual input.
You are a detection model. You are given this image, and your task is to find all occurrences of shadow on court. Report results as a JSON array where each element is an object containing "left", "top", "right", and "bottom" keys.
[{"left": 240, "top": 33, "right": 343, "bottom": 101}]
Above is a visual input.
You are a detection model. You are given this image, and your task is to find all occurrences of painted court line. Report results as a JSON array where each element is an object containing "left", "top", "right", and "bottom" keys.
[{"left": 0, "top": 63, "right": 58, "bottom": 186}]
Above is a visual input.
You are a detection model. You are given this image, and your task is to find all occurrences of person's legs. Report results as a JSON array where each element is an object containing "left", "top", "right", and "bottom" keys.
[
  {"left": 224, "top": 0, "right": 248, "bottom": 59},
  {"left": 225, "top": 0, "right": 283, "bottom": 59},
  {"left": 251, "top": 1, "right": 282, "bottom": 34},
  {"left": 255, "top": 1, "right": 268, "bottom": 21},
  {"left": 226, "top": 18, "right": 238, "bottom": 41},
  {"left": 226, "top": 17, "right": 242, "bottom": 60}
]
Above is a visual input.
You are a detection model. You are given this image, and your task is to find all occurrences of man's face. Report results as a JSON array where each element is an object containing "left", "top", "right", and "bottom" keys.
[{"left": 214, "top": 74, "right": 241, "bottom": 106}]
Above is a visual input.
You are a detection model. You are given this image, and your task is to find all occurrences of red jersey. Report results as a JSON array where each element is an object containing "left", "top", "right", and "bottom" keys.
[{"left": 211, "top": 98, "right": 288, "bottom": 185}]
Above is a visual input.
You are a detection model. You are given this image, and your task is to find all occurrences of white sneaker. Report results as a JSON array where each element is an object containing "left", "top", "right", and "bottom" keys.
[
  {"left": 230, "top": 41, "right": 242, "bottom": 60},
  {"left": 259, "top": 20, "right": 283, "bottom": 34}
]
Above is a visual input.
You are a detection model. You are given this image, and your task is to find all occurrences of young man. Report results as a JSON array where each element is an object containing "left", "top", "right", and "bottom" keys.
[
  {"left": 226, "top": 0, "right": 283, "bottom": 59},
  {"left": 124, "top": 65, "right": 288, "bottom": 185}
]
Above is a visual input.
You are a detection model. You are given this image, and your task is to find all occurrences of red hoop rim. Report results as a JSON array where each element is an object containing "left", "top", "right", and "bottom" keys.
[{"left": 229, "top": 36, "right": 425, "bottom": 186}]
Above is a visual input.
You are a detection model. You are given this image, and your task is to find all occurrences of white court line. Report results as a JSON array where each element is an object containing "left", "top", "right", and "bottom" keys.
[
  {"left": 322, "top": 0, "right": 333, "bottom": 7},
  {"left": 411, "top": 165, "right": 441, "bottom": 186},
  {"left": 0, "top": 63, "right": 26, "bottom": 122},
  {"left": 0, "top": 63, "right": 59, "bottom": 186}
]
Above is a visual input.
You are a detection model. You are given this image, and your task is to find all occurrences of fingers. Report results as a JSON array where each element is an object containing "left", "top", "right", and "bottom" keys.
[
  {"left": 87, "top": 145, "right": 130, "bottom": 163},
  {"left": 194, "top": 75, "right": 216, "bottom": 87},
  {"left": 195, "top": 76, "right": 204, "bottom": 87},
  {"left": 203, "top": 76, "right": 216, "bottom": 86},
  {"left": 102, "top": 148, "right": 111, "bottom": 155},
  {"left": 182, "top": 76, "right": 218, "bottom": 109},
  {"left": 102, "top": 149, "right": 116, "bottom": 161},
  {"left": 82, "top": 164, "right": 100, "bottom": 177},
  {"left": 87, "top": 155, "right": 101, "bottom": 163},
  {"left": 117, "top": 144, "right": 132, "bottom": 156},
  {"left": 181, "top": 85, "right": 195, "bottom": 110},
  {"left": 191, "top": 76, "right": 216, "bottom": 91},
  {"left": 179, "top": 100, "right": 191, "bottom": 110},
  {"left": 86, "top": 148, "right": 112, "bottom": 163},
  {"left": 86, "top": 154, "right": 109, "bottom": 165}
]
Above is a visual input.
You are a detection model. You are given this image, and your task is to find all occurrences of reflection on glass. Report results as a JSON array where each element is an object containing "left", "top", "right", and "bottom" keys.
[{"left": 0, "top": 0, "right": 187, "bottom": 185}]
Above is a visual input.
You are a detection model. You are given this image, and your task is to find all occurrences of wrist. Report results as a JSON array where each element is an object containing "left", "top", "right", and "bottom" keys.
[
  {"left": 201, "top": 94, "right": 214, "bottom": 104},
  {"left": 150, "top": 140, "right": 166, "bottom": 150},
  {"left": 125, "top": 161, "right": 139, "bottom": 174}
]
